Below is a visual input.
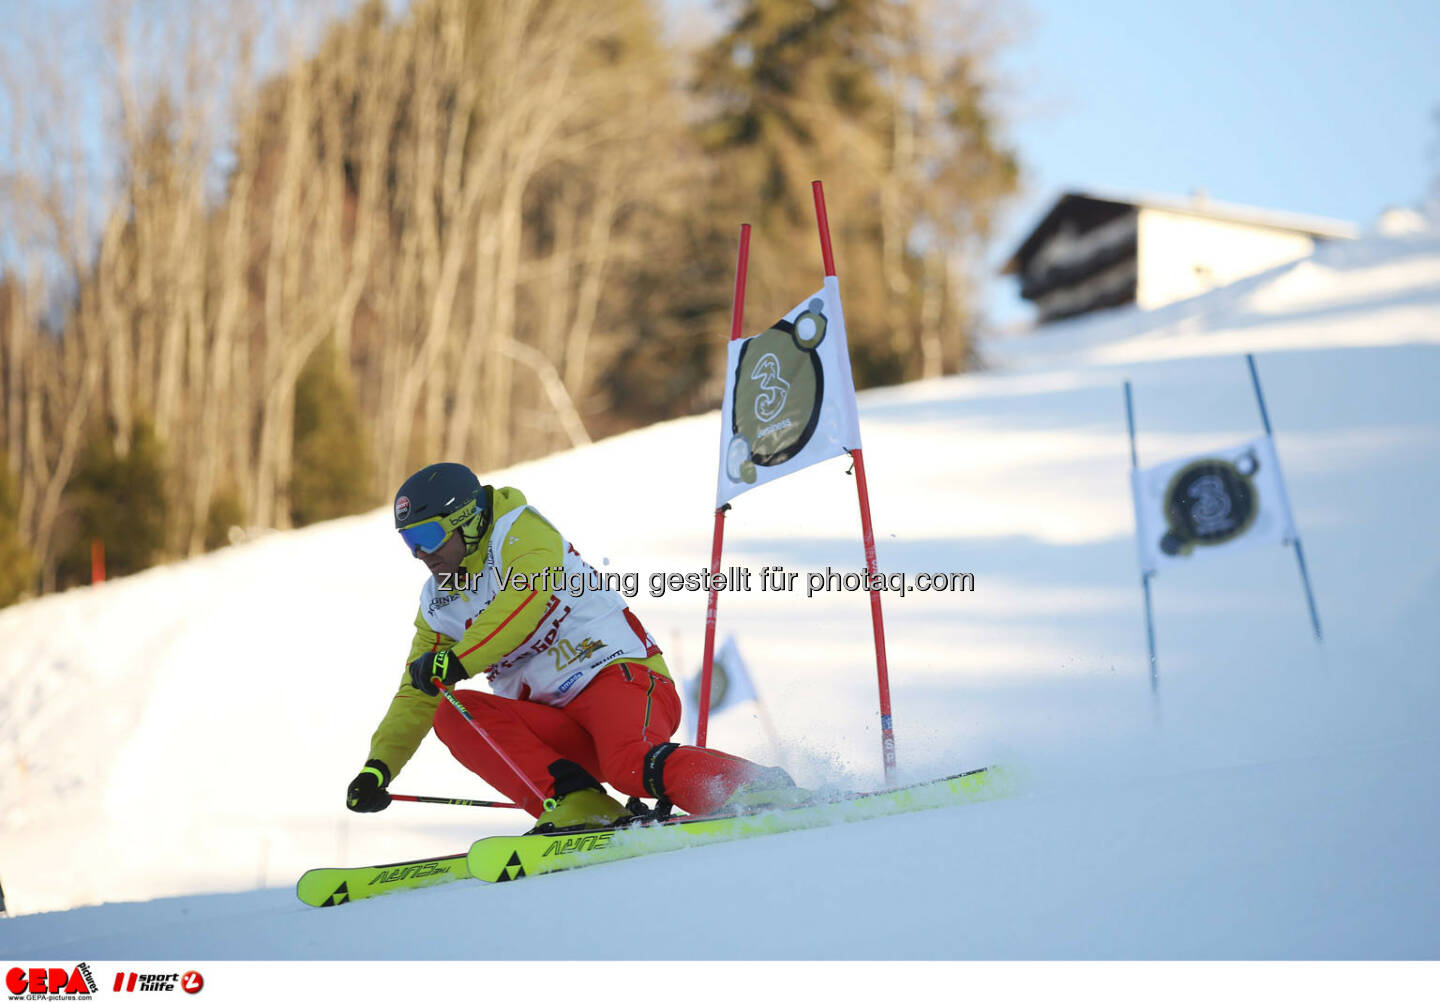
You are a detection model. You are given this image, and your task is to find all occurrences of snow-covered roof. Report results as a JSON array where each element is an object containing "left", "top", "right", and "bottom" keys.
[{"left": 1001, "top": 189, "right": 1359, "bottom": 275}]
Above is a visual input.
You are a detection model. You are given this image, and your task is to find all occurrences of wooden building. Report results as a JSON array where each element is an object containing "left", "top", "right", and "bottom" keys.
[{"left": 1001, "top": 190, "right": 1357, "bottom": 324}]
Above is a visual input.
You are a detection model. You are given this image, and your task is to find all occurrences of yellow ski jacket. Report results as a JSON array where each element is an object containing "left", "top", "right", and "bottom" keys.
[{"left": 366, "top": 486, "right": 667, "bottom": 779}]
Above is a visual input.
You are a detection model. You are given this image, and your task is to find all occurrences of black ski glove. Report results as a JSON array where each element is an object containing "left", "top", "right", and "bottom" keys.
[
  {"left": 408, "top": 648, "right": 469, "bottom": 696},
  {"left": 346, "top": 759, "right": 392, "bottom": 813}
]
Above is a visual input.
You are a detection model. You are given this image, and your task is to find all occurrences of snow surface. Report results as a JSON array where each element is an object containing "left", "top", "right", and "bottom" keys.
[{"left": 2, "top": 229, "right": 1439, "bottom": 961}]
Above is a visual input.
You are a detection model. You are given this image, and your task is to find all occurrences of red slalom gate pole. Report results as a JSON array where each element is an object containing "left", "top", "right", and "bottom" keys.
[
  {"left": 812, "top": 179, "right": 897, "bottom": 783},
  {"left": 432, "top": 678, "right": 556, "bottom": 811},
  {"left": 811, "top": 180, "right": 837, "bottom": 277},
  {"left": 696, "top": 507, "right": 727, "bottom": 748},
  {"left": 849, "top": 447, "right": 896, "bottom": 780},
  {"left": 697, "top": 222, "right": 751, "bottom": 748}
]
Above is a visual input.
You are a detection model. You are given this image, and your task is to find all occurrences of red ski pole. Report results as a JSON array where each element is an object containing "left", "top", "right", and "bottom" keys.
[
  {"left": 432, "top": 678, "right": 557, "bottom": 811},
  {"left": 388, "top": 793, "right": 523, "bottom": 810}
]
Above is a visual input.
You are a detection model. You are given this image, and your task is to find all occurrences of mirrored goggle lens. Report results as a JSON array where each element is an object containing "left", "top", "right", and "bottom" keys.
[{"left": 399, "top": 518, "right": 451, "bottom": 554}]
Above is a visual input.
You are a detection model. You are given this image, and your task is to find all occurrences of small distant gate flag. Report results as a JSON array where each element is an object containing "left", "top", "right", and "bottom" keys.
[
  {"left": 1124, "top": 354, "right": 1322, "bottom": 708},
  {"left": 685, "top": 636, "right": 786, "bottom": 759},
  {"left": 687, "top": 635, "right": 758, "bottom": 730},
  {"left": 716, "top": 277, "right": 862, "bottom": 507},
  {"left": 1130, "top": 434, "right": 1297, "bottom": 575}
]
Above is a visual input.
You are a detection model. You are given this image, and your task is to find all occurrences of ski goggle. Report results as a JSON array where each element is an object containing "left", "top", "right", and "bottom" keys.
[
  {"left": 398, "top": 516, "right": 452, "bottom": 554},
  {"left": 398, "top": 498, "right": 477, "bottom": 555}
]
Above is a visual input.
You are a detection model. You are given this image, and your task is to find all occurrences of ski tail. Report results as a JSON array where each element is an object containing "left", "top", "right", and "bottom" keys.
[{"left": 296, "top": 852, "right": 469, "bottom": 907}]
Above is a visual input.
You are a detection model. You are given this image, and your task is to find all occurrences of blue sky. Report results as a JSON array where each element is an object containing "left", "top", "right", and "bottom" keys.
[{"left": 989, "top": 0, "right": 1440, "bottom": 323}]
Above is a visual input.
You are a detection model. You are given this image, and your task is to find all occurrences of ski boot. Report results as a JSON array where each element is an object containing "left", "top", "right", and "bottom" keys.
[
  {"left": 527, "top": 788, "right": 634, "bottom": 835},
  {"left": 721, "top": 766, "right": 817, "bottom": 814},
  {"left": 526, "top": 760, "right": 636, "bottom": 834}
]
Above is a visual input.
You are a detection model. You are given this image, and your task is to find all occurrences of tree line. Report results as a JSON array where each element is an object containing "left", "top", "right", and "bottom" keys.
[{"left": 0, "top": 0, "right": 1019, "bottom": 605}]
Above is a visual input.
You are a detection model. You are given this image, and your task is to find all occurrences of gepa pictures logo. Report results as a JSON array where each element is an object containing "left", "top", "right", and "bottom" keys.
[{"left": 5, "top": 964, "right": 98, "bottom": 998}]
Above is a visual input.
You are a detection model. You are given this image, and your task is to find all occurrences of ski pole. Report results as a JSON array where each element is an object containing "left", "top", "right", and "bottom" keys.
[
  {"left": 432, "top": 678, "right": 557, "bottom": 811},
  {"left": 389, "top": 793, "right": 523, "bottom": 810}
]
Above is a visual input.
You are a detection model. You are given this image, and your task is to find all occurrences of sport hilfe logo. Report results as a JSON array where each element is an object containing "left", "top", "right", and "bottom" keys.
[
  {"left": 5, "top": 964, "right": 98, "bottom": 997},
  {"left": 111, "top": 971, "right": 204, "bottom": 994}
]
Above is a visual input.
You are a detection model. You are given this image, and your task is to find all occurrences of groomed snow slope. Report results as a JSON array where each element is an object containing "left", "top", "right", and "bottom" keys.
[{"left": 2, "top": 229, "right": 1438, "bottom": 959}]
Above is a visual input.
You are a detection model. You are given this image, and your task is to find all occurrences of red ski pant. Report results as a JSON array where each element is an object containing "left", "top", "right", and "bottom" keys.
[{"left": 433, "top": 661, "right": 767, "bottom": 817}]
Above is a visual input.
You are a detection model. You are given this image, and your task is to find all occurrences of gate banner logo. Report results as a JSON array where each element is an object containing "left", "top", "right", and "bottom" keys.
[
  {"left": 717, "top": 277, "right": 862, "bottom": 506},
  {"left": 1130, "top": 434, "right": 1296, "bottom": 574},
  {"left": 1161, "top": 454, "right": 1257, "bottom": 554}
]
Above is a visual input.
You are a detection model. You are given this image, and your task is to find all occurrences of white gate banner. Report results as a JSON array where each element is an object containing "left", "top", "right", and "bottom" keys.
[
  {"left": 1130, "top": 434, "right": 1297, "bottom": 574},
  {"left": 716, "top": 276, "right": 863, "bottom": 507}
]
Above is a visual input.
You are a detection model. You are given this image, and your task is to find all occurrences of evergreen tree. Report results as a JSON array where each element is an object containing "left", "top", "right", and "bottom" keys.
[
  {"left": 0, "top": 457, "right": 37, "bottom": 606},
  {"left": 691, "top": 0, "right": 1019, "bottom": 384},
  {"left": 54, "top": 419, "right": 169, "bottom": 589},
  {"left": 291, "top": 347, "right": 373, "bottom": 528},
  {"left": 204, "top": 487, "right": 247, "bottom": 552}
]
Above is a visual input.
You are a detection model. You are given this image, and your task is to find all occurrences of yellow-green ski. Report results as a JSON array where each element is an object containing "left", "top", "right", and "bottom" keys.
[
  {"left": 296, "top": 852, "right": 469, "bottom": 907},
  {"left": 467, "top": 766, "right": 1011, "bottom": 883}
]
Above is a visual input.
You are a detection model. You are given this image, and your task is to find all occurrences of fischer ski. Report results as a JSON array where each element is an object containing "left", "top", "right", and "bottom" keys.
[
  {"left": 296, "top": 851, "right": 469, "bottom": 907},
  {"left": 467, "top": 766, "right": 1011, "bottom": 883},
  {"left": 299, "top": 767, "right": 1013, "bottom": 904}
]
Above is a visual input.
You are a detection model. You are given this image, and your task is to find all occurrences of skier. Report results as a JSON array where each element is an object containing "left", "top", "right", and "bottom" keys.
[{"left": 346, "top": 461, "right": 805, "bottom": 832}]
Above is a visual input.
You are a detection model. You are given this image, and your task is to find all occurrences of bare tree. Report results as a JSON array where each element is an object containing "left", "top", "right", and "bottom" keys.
[{"left": 0, "top": 0, "right": 708, "bottom": 597}]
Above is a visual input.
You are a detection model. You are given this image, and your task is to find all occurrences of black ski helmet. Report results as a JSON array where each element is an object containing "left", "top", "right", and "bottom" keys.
[{"left": 393, "top": 462, "right": 490, "bottom": 553}]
